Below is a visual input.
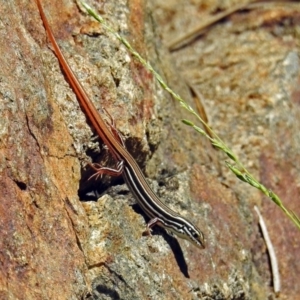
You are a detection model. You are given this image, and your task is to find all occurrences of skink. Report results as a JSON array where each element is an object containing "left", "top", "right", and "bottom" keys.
[{"left": 36, "top": 0, "right": 205, "bottom": 249}]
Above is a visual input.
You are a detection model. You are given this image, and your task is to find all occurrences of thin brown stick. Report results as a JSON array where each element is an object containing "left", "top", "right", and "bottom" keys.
[
  {"left": 254, "top": 206, "right": 280, "bottom": 295},
  {"left": 168, "top": 1, "right": 255, "bottom": 50}
]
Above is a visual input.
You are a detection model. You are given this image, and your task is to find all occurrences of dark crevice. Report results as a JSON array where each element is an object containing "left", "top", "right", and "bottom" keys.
[
  {"left": 78, "top": 173, "right": 124, "bottom": 201},
  {"left": 14, "top": 180, "right": 27, "bottom": 191},
  {"left": 25, "top": 113, "right": 42, "bottom": 154},
  {"left": 112, "top": 76, "right": 120, "bottom": 88}
]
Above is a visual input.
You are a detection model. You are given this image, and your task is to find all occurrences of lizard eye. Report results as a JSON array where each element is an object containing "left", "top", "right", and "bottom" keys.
[
  {"left": 192, "top": 232, "right": 199, "bottom": 239},
  {"left": 189, "top": 228, "right": 205, "bottom": 248},
  {"left": 188, "top": 227, "right": 199, "bottom": 239}
]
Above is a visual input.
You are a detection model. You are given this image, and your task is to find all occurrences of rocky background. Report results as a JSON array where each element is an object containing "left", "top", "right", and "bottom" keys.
[{"left": 0, "top": 0, "right": 299, "bottom": 299}]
